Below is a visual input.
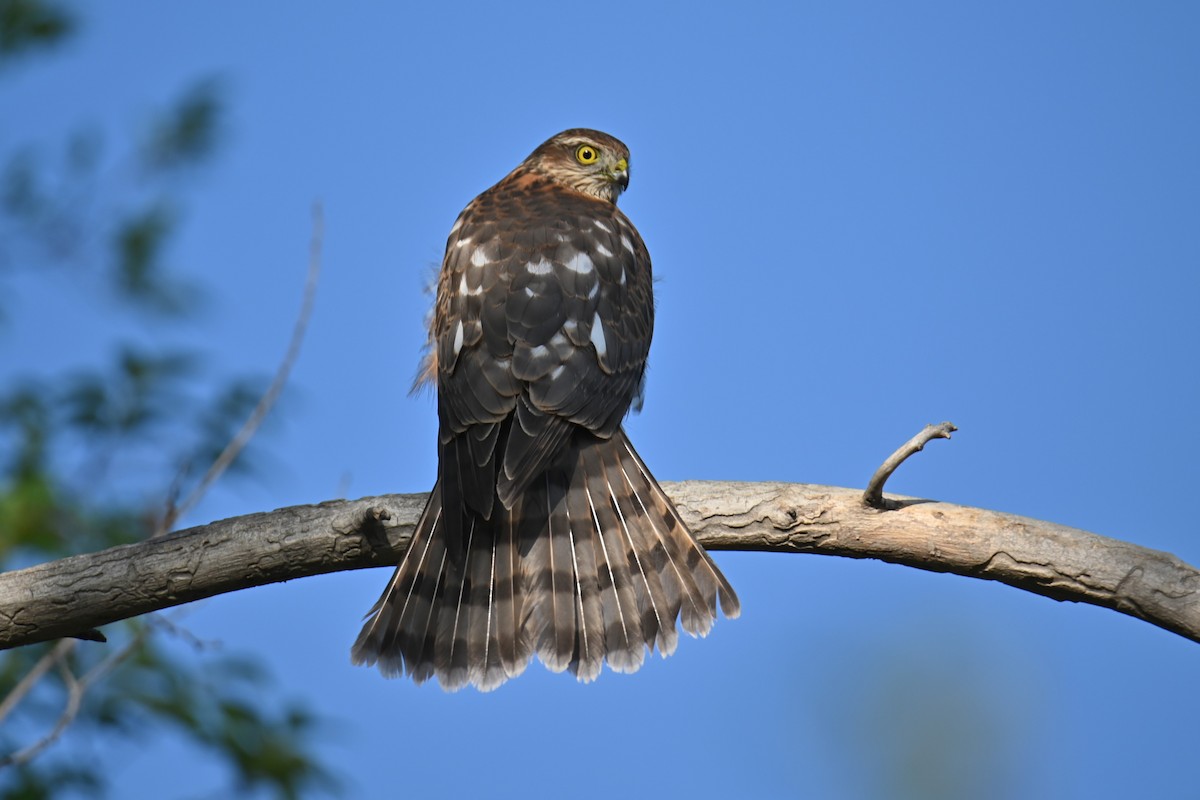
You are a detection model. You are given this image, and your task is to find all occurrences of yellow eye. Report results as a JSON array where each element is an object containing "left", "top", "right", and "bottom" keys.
[{"left": 575, "top": 144, "right": 600, "bottom": 164}]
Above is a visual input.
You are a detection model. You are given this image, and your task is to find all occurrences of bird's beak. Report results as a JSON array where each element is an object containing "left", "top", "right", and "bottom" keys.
[{"left": 609, "top": 157, "right": 630, "bottom": 192}]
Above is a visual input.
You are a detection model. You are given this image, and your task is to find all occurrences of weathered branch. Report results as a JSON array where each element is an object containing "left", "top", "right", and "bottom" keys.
[
  {"left": 1, "top": 483, "right": 1197, "bottom": 650},
  {"left": 863, "top": 421, "right": 958, "bottom": 509}
]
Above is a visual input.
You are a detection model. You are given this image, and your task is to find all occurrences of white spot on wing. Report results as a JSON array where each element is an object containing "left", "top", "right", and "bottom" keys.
[
  {"left": 470, "top": 247, "right": 490, "bottom": 266},
  {"left": 458, "top": 274, "right": 483, "bottom": 297},
  {"left": 594, "top": 220, "right": 613, "bottom": 234},
  {"left": 620, "top": 235, "right": 634, "bottom": 253},
  {"left": 619, "top": 266, "right": 626, "bottom": 286},
  {"left": 455, "top": 236, "right": 471, "bottom": 249},
  {"left": 590, "top": 313, "right": 607, "bottom": 359},
  {"left": 527, "top": 258, "right": 554, "bottom": 275},
  {"left": 565, "top": 251, "right": 594, "bottom": 274},
  {"left": 452, "top": 320, "right": 464, "bottom": 356},
  {"left": 596, "top": 243, "right": 613, "bottom": 257}
]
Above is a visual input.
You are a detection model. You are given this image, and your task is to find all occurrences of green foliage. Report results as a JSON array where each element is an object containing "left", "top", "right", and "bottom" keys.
[
  {"left": 141, "top": 79, "right": 224, "bottom": 173},
  {"left": 98, "top": 634, "right": 334, "bottom": 798},
  {"left": 3, "top": 763, "right": 99, "bottom": 800},
  {"left": 0, "top": 58, "right": 217, "bottom": 317},
  {"left": 0, "top": 0, "right": 73, "bottom": 65},
  {"left": 0, "top": 5, "right": 332, "bottom": 797},
  {"left": 111, "top": 203, "right": 183, "bottom": 311}
]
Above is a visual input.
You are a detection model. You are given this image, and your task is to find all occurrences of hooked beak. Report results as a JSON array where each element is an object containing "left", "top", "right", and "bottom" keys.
[{"left": 608, "top": 157, "right": 630, "bottom": 192}]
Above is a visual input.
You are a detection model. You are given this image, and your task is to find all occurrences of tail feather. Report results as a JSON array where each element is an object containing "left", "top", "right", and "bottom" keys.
[
  {"left": 611, "top": 438, "right": 713, "bottom": 636},
  {"left": 577, "top": 443, "right": 645, "bottom": 673},
  {"left": 565, "top": 493, "right": 605, "bottom": 683},
  {"left": 399, "top": 516, "right": 446, "bottom": 683},
  {"left": 527, "top": 473, "right": 576, "bottom": 672},
  {"left": 351, "top": 495, "right": 447, "bottom": 681},
  {"left": 352, "top": 428, "right": 738, "bottom": 691},
  {"left": 432, "top": 515, "right": 475, "bottom": 690},
  {"left": 618, "top": 435, "right": 741, "bottom": 625},
  {"left": 494, "top": 506, "right": 527, "bottom": 680},
  {"left": 464, "top": 514, "right": 506, "bottom": 691},
  {"left": 601, "top": 447, "right": 678, "bottom": 657}
]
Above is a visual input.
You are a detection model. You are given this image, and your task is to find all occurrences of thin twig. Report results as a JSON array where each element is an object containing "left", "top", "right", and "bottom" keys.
[
  {"left": 862, "top": 421, "right": 958, "bottom": 509},
  {"left": 0, "top": 640, "right": 76, "bottom": 724},
  {"left": 0, "top": 626, "right": 150, "bottom": 769},
  {"left": 0, "top": 652, "right": 83, "bottom": 768},
  {"left": 147, "top": 610, "right": 217, "bottom": 653},
  {"left": 160, "top": 203, "right": 324, "bottom": 533}
]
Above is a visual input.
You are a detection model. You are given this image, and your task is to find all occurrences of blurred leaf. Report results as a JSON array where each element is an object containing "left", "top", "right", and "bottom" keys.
[
  {"left": 0, "top": 471, "right": 62, "bottom": 558},
  {"left": 141, "top": 78, "right": 224, "bottom": 173},
  {"left": 0, "top": 19, "right": 325, "bottom": 798},
  {"left": 62, "top": 348, "right": 197, "bottom": 436},
  {"left": 209, "top": 654, "right": 269, "bottom": 685},
  {"left": 0, "top": 383, "right": 48, "bottom": 477},
  {"left": 85, "top": 637, "right": 336, "bottom": 799},
  {"left": 111, "top": 203, "right": 173, "bottom": 298},
  {"left": 107, "top": 204, "right": 205, "bottom": 314},
  {"left": 218, "top": 701, "right": 335, "bottom": 800},
  {"left": 0, "top": 0, "right": 73, "bottom": 64},
  {"left": 1, "top": 763, "right": 100, "bottom": 800},
  {"left": 1, "top": 150, "right": 41, "bottom": 219}
]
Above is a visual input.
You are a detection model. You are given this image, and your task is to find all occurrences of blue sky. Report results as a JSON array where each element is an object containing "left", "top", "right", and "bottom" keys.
[{"left": 4, "top": 2, "right": 1199, "bottom": 797}]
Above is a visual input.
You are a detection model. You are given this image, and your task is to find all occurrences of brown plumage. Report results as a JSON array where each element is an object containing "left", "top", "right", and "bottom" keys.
[{"left": 351, "top": 129, "right": 739, "bottom": 691}]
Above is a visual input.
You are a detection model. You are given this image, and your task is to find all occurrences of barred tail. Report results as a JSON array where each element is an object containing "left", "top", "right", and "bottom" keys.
[
  {"left": 350, "top": 487, "right": 528, "bottom": 691},
  {"left": 351, "top": 429, "right": 739, "bottom": 691}
]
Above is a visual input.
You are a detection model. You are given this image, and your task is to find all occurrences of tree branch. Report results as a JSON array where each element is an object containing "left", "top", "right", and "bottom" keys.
[
  {"left": 1, "top": 483, "right": 1197, "bottom": 650},
  {"left": 863, "top": 421, "right": 958, "bottom": 509}
]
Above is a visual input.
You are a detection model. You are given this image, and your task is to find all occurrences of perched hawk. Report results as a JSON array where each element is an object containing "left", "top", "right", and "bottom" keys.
[{"left": 352, "top": 129, "right": 739, "bottom": 691}]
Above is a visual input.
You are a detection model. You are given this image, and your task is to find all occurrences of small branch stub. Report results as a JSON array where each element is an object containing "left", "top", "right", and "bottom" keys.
[{"left": 863, "top": 421, "right": 958, "bottom": 509}]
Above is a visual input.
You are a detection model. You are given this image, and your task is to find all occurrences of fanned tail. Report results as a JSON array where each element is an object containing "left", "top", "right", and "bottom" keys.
[
  {"left": 351, "top": 429, "right": 738, "bottom": 691},
  {"left": 350, "top": 484, "right": 528, "bottom": 691}
]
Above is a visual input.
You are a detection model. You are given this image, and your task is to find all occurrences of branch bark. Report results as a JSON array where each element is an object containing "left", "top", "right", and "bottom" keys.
[
  {"left": 863, "top": 421, "right": 958, "bottom": 508},
  {"left": 1, "top": 483, "right": 1197, "bottom": 650}
]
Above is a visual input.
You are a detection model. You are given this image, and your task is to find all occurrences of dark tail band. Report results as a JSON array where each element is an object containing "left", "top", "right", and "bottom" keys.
[{"left": 351, "top": 429, "right": 739, "bottom": 691}]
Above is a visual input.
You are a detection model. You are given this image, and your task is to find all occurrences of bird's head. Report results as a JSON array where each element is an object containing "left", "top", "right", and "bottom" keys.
[{"left": 525, "top": 128, "right": 631, "bottom": 204}]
